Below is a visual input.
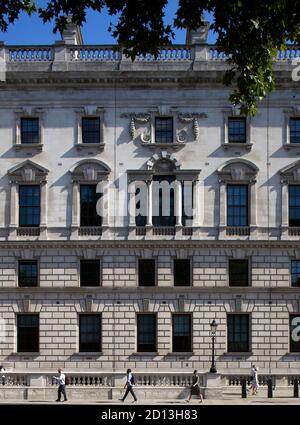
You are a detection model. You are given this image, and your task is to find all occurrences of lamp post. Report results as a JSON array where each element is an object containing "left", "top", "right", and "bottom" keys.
[{"left": 209, "top": 319, "right": 218, "bottom": 373}]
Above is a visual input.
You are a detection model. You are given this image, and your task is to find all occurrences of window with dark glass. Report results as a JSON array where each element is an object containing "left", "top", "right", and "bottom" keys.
[
  {"left": 155, "top": 117, "right": 173, "bottom": 144},
  {"left": 289, "top": 185, "right": 300, "bottom": 227},
  {"left": 19, "top": 185, "right": 40, "bottom": 227},
  {"left": 135, "top": 187, "right": 147, "bottom": 227},
  {"left": 291, "top": 260, "right": 300, "bottom": 287},
  {"left": 229, "top": 259, "right": 249, "bottom": 287},
  {"left": 228, "top": 117, "right": 246, "bottom": 143},
  {"left": 80, "top": 260, "right": 100, "bottom": 287},
  {"left": 17, "top": 314, "right": 39, "bottom": 352},
  {"left": 138, "top": 259, "right": 155, "bottom": 286},
  {"left": 152, "top": 175, "right": 175, "bottom": 227},
  {"left": 137, "top": 314, "right": 156, "bottom": 352},
  {"left": 172, "top": 314, "right": 192, "bottom": 352},
  {"left": 290, "top": 118, "right": 300, "bottom": 144},
  {"left": 290, "top": 314, "right": 300, "bottom": 352},
  {"left": 18, "top": 260, "right": 38, "bottom": 287},
  {"left": 82, "top": 117, "right": 100, "bottom": 144},
  {"left": 227, "top": 184, "right": 248, "bottom": 226},
  {"left": 79, "top": 314, "right": 102, "bottom": 352},
  {"left": 182, "top": 181, "right": 193, "bottom": 227},
  {"left": 20, "top": 118, "right": 39, "bottom": 144},
  {"left": 227, "top": 314, "right": 250, "bottom": 352},
  {"left": 80, "top": 184, "right": 102, "bottom": 227},
  {"left": 174, "top": 259, "right": 191, "bottom": 287}
]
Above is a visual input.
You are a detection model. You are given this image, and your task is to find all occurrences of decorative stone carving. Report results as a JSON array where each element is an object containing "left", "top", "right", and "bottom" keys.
[
  {"left": 70, "top": 159, "right": 111, "bottom": 182},
  {"left": 121, "top": 113, "right": 151, "bottom": 142},
  {"left": 146, "top": 151, "right": 181, "bottom": 171},
  {"left": 217, "top": 159, "right": 258, "bottom": 183},
  {"left": 178, "top": 113, "right": 207, "bottom": 141},
  {"left": 8, "top": 160, "right": 49, "bottom": 184},
  {"left": 280, "top": 159, "right": 300, "bottom": 183}
]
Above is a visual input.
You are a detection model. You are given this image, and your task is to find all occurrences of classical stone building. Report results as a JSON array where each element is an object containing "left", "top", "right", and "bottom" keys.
[{"left": 0, "top": 22, "right": 300, "bottom": 400}]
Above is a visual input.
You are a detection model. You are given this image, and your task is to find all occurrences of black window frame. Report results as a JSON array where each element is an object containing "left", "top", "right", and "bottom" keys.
[
  {"left": 80, "top": 259, "right": 101, "bottom": 287},
  {"left": 80, "top": 184, "right": 102, "bottom": 227},
  {"left": 227, "top": 184, "right": 249, "bottom": 227},
  {"left": 138, "top": 259, "right": 156, "bottom": 287},
  {"left": 152, "top": 175, "right": 175, "bottom": 227},
  {"left": 137, "top": 314, "right": 157, "bottom": 353},
  {"left": 172, "top": 314, "right": 192, "bottom": 353},
  {"left": 228, "top": 259, "right": 249, "bottom": 287},
  {"left": 20, "top": 117, "right": 40, "bottom": 145},
  {"left": 290, "top": 118, "right": 300, "bottom": 144},
  {"left": 82, "top": 117, "right": 101, "bottom": 144},
  {"left": 79, "top": 314, "right": 102, "bottom": 353},
  {"left": 155, "top": 117, "right": 174, "bottom": 144},
  {"left": 18, "top": 260, "right": 39, "bottom": 288},
  {"left": 173, "top": 259, "right": 191, "bottom": 287},
  {"left": 228, "top": 117, "right": 247, "bottom": 143},
  {"left": 17, "top": 314, "right": 39, "bottom": 353},
  {"left": 19, "top": 185, "right": 41, "bottom": 227},
  {"left": 291, "top": 260, "right": 300, "bottom": 287},
  {"left": 289, "top": 185, "right": 300, "bottom": 227},
  {"left": 227, "top": 314, "right": 250, "bottom": 353},
  {"left": 290, "top": 314, "right": 300, "bottom": 353}
]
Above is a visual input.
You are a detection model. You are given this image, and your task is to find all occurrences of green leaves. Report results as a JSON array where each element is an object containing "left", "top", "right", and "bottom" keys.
[{"left": 0, "top": 0, "right": 299, "bottom": 115}]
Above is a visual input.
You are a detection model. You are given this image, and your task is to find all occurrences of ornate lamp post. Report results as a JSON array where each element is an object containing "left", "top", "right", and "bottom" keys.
[{"left": 209, "top": 319, "right": 218, "bottom": 373}]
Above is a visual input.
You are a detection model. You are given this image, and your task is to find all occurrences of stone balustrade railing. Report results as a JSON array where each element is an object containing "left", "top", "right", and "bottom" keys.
[{"left": 1, "top": 43, "right": 298, "bottom": 66}]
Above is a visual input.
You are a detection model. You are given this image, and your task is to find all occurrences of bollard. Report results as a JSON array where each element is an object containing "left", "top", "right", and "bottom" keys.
[
  {"left": 241, "top": 379, "right": 247, "bottom": 398},
  {"left": 294, "top": 380, "right": 299, "bottom": 398},
  {"left": 267, "top": 379, "right": 273, "bottom": 398}
]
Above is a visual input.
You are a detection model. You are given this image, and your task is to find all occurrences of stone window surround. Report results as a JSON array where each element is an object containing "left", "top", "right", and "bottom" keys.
[
  {"left": 222, "top": 107, "right": 252, "bottom": 151},
  {"left": 78, "top": 257, "right": 102, "bottom": 287},
  {"left": 128, "top": 151, "right": 201, "bottom": 227},
  {"left": 69, "top": 159, "right": 111, "bottom": 236},
  {"left": 283, "top": 107, "right": 300, "bottom": 149},
  {"left": 16, "top": 257, "right": 40, "bottom": 288},
  {"left": 218, "top": 159, "right": 259, "bottom": 232},
  {"left": 75, "top": 106, "right": 105, "bottom": 150},
  {"left": 171, "top": 313, "right": 193, "bottom": 354},
  {"left": 171, "top": 257, "right": 193, "bottom": 287},
  {"left": 14, "top": 107, "right": 44, "bottom": 152},
  {"left": 280, "top": 159, "right": 300, "bottom": 233},
  {"left": 289, "top": 257, "right": 300, "bottom": 288},
  {"left": 227, "top": 257, "right": 251, "bottom": 287},
  {"left": 8, "top": 160, "right": 49, "bottom": 238},
  {"left": 225, "top": 312, "right": 252, "bottom": 355},
  {"left": 136, "top": 257, "right": 158, "bottom": 287},
  {"left": 136, "top": 312, "right": 158, "bottom": 354},
  {"left": 77, "top": 312, "right": 102, "bottom": 354},
  {"left": 15, "top": 312, "right": 40, "bottom": 355}
]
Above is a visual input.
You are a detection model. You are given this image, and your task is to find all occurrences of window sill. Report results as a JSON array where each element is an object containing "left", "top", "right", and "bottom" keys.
[
  {"left": 222, "top": 352, "right": 253, "bottom": 356},
  {"left": 166, "top": 352, "right": 194, "bottom": 356},
  {"left": 283, "top": 143, "right": 300, "bottom": 150},
  {"left": 14, "top": 143, "right": 43, "bottom": 152},
  {"left": 75, "top": 143, "right": 105, "bottom": 151},
  {"left": 141, "top": 141, "right": 185, "bottom": 150},
  {"left": 73, "top": 352, "right": 103, "bottom": 356},
  {"left": 131, "top": 352, "right": 159, "bottom": 356},
  {"left": 13, "top": 352, "right": 40, "bottom": 356},
  {"left": 222, "top": 142, "right": 252, "bottom": 151}
]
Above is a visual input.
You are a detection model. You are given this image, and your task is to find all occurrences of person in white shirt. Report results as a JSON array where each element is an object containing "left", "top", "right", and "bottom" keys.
[
  {"left": 119, "top": 369, "right": 137, "bottom": 402},
  {"left": 53, "top": 368, "right": 68, "bottom": 402}
]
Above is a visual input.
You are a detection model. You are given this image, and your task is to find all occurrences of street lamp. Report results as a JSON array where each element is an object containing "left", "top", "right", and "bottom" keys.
[{"left": 209, "top": 319, "right": 218, "bottom": 373}]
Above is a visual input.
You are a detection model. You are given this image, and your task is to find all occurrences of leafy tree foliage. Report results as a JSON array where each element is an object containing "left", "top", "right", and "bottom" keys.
[{"left": 0, "top": 0, "right": 299, "bottom": 115}]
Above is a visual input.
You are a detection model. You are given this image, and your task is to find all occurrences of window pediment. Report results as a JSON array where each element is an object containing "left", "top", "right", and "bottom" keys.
[
  {"left": 217, "top": 159, "right": 258, "bottom": 183},
  {"left": 8, "top": 160, "right": 49, "bottom": 183},
  {"left": 70, "top": 159, "right": 110, "bottom": 183},
  {"left": 280, "top": 160, "right": 300, "bottom": 183}
]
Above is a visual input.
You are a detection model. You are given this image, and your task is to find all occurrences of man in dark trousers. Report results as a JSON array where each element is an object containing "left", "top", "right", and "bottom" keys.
[
  {"left": 53, "top": 368, "right": 68, "bottom": 402},
  {"left": 119, "top": 369, "right": 137, "bottom": 402}
]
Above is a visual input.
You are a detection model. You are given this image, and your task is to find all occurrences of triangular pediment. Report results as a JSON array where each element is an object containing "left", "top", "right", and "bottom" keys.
[{"left": 8, "top": 160, "right": 49, "bottom": 183}]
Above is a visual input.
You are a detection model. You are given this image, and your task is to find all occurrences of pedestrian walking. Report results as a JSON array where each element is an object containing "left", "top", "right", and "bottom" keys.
[
  {"left": 53, "top": 368, "right": 68, "bottom": 402},
  {"left": 119, "top": 369, "right": 137, "bottom": 402},
  {"left": 0, "top": 365, "right": 5, "bottom": 386},
  {"left": 187, "top": 370, "right": 203, "bottom": 403},
  {"left": 247, "top": 365, "right": 259, "bottom": 395}
]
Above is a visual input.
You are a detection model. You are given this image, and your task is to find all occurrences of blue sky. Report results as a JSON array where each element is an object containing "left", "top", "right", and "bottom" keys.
[{"left": 0, "top": 1, "right": 216, "bottom": 45}]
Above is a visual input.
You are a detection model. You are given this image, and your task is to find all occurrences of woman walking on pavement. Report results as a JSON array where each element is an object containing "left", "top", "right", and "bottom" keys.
[{"left": 187, "top": 370, "right": 203, "bottom": 403}]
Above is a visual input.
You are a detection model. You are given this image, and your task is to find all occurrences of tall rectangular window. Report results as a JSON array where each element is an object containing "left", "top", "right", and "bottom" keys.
[
  {"left": 289, "top": 185, "right": 300, "bottom": 227},
  {"left": 290, "top": 118, "right": 300, "bottom": 144},
  {"left": 290, "top": 315, "right": 300, "bottom": 352},
  {"left": 135, "top": 186, "right": 147, "bottom": 227},
  {"left": 17, "top": 314, "right": 39, "bottom": 352},
  {"left": 21, "top": 118, "right": 39, "bottom": 144},
  {"left": 19, "top": 185, "right": 40, "bottom": 227},
  {"left": 82, "top": 117, "right": 100, "bottom": 144},
  {"left": 155, "top": 117, "right": 173, "bottom": 144},
  {"left": 227, "top": 184, "right": 248, "bottom": 226},
  {"left": 152, "top": 175, "right": 175, "bottom": 227},
  {"left": 229, "top": 259, "right": 249, "bottom": 287},
  {"left": 138, "top": 259, "right": 155, "bottom": 286},
  {"left": 18, "top": 260, "right": 38, "bottom": 287},
  {"left": 227, "top": 314, "right": 250, "bottom": 353},
  {"left": 79, "top": 315, "right": 102, "bottom": 352},
  {"left": 80, "top": 184, "right": 102, "bottom": 227},
  {"left": 228, "top": 117, "right": 246, "bottom": 143},
  {"left": 291, "top": 260, "right": 300, "bottom": 287},
  {"left": 174, "top": 259, "right": 191, "bottom": 287},
  {"left": 80, "top": 260, "right": 100, "bottom": 287},
  {"left": 172, "top": 314, "right": 192, "bottom": 352},
  {"left": 137, "top": 314, "right": 156, "bottom": 352}
]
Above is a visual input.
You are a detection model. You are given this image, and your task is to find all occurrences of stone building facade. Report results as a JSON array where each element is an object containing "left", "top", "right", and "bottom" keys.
[{"left": 0, "top": 22, "right": 300, "bottom": 399}]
